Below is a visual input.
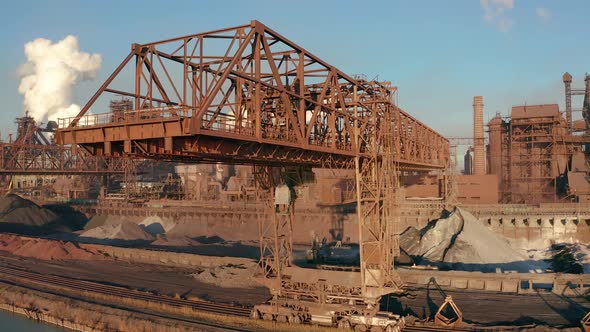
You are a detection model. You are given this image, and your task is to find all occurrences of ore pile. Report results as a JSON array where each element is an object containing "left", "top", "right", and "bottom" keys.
[
  {"left": 400, "top": 208, "right": 541, "bottom": 272},
  {"left": 0, "top": 234, "right": 103, "bottom": 261},
  {"left": 79, "top": 221, "right": 154, "bottom": 243},
  {"left": 0, "top": 194, "right": 86, "bottom": 234},
  {"left": 151, "top": 235, "right": 200, "bottom": 247},
  {"left": 549, "top": 243, "right": 587, "bottom": 274},
  {"left": 85, "top": 215, "right": 176, "bottom": 236},
  {"left": 191, "top": 261, "right": 260, "bottom": 288},
  {"left": 0, "top": 194, "right": 60, "bottom": 227}
]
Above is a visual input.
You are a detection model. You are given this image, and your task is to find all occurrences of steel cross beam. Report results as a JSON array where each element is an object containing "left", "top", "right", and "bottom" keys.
[{"left": 54, "top": 21, "right": 449, "bottom": 306}]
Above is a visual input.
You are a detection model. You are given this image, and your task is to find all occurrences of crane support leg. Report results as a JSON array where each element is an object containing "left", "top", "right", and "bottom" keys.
[
  {"left": 355, "top": 107, "right": 404, "bottom": 307},
  {"left": 253, "top": 165, "right": 294, "bottom": 296}
]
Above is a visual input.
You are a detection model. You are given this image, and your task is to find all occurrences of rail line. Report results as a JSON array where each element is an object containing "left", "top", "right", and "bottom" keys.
[
  {"left": 404, "top": 326, "right": 474, "bottom": 332},
  {"left": 403, "top": 325, "right": 529, "bottom": 332},
  {"left": 0, "top": 264, "right": 520, "bottom": 332},
  {"left": 0, "top": 265, "right": 250, "bottom": 317},
  {"left": 0, "top": 264, "right": 261, "bottom": 332}
]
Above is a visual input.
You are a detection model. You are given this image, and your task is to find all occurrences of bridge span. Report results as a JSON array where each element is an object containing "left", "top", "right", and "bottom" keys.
[
  {"left": 55, "top": 20, "right": 447, "bottom": 171},
  {"left": 55, "top": 20, "right": 450, "bottom": 312}
]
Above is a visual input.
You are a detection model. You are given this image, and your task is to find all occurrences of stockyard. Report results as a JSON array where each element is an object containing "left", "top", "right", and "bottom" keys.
[{"left": 0, "top": 5, "right": 589, "bottom": 332}]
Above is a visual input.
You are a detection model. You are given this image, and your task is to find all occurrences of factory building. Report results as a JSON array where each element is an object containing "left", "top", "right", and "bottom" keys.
[{"left": 486, "top": 73, "right": 590, "bottom": 204}]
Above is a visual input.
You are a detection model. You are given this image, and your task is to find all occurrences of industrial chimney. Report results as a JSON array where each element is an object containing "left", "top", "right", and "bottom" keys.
[
  {"left": 473, "top": 96, "right": 485, "bottom": 175},
  {"left": 464, "top": 149, "right": 473, "bottom": 175},
  {"left": 487, "top": 112, "right": 503, "bottom": 177},
  {"left": 563, "top": 72, "right": 573, "bottom": 132},
  {"left": 584, "top": 74, "right": 590, "bottom": 130}
]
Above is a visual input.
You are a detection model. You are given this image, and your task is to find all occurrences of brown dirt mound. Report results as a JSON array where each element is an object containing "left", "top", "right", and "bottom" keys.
[
  {"left": 151, "top": 235, "right": 199, "bottom": 247},
  {"left": 0, "top": 234, "right": 104, "bottom": 261},
  {"left": 191, "top": 262, "right": 260, "bottom": 288}
]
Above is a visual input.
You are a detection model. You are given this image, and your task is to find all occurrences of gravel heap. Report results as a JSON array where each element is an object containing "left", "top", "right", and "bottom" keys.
[
  {"left": 139, "top": 215, "right": 176, "bottom": 235},
  {"left": 80, "top": 221, "right": 154, "bottom": 241},
  {"left": 191, "top": 261, "right": 260, "bottom": 288},
  {"left": 400, "top": 208, "right": 539, "bottom": 272},
  {"left": 84, "top": 215, "right": 135, "bottom": 230},
  {"left": 85, "top": 215, "right": 177, "bottom": 237}
]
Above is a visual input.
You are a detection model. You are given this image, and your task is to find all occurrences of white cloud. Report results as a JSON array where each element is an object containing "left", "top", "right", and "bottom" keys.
[
  {"left": 480, "top": 0, "right": 516, "bottom": 32},
  {"left": 536, "top": 7, "right": 551, "bottom": 21}
]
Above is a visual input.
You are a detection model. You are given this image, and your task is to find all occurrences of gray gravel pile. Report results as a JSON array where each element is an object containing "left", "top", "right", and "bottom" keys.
[
  {"left": 400, "top": 208, "right": 540, "bottom": 272},
  {"left": 80, "top": 221, "right": 154, "bottom": 241}
]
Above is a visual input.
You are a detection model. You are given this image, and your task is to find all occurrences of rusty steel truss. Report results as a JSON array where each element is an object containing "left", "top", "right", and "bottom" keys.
[
  {"left": 0, "top": 114, "right": 125, "bottom": 176},
  {"left": 56, "top": 20, "right": 447, "bottom": 171},
  {"left": 55, "top": 20, "right": 449, "bottom": 308},
  {"left": 0, "top": 143, "right": 126, "bottom": 175}
]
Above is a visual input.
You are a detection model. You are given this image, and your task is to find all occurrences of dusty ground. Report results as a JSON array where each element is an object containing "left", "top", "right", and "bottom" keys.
[
  {"left": 0, "top": 251, "right": 270, "bottom": 306},
  {"left": 1, "top": 195, "right": 587, "bottom": 328},
  {"left": 0, "top": 248, "right": 587, "bottom": 328},
  {"left": 388, "top": 285, "right": 589, "bottom": 327}
]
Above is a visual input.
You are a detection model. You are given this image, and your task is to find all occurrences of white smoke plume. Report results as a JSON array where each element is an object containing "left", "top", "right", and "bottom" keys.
[{"left": 18, "top": 35, "right": 101, "bottom": 123}]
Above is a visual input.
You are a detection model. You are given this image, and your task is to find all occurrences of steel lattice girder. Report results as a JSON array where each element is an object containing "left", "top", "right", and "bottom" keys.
[
  {"left": 0, "top": 143, "right": 125, "bottom": 175},
  {"left": 54, "top": 21, "right": 450, "bottom": 307},
  {"left": 55, "top": 20, "right": 449, "bottom": 171}
]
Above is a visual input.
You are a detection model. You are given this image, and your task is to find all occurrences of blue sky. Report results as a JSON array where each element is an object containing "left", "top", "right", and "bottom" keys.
[{"left": 0, "top": 0, "right": 588, "bottom": 141}]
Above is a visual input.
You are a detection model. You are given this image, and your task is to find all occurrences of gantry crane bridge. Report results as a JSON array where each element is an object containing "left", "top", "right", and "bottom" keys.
[
  {"left": 56, "top": 20, "right": 449, "bottom": 325},
  {"left": 0, "top": 117, "right": 128, "bottom": 201}
]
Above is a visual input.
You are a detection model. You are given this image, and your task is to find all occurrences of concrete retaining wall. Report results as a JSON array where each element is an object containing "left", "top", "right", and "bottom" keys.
[
  {"left": 90, "top": 204, "right": 590, "bottom": 245},
  {"left": 79, "top": 237, "right": 590, "bottom": 298},
  {"left": 0, "top": 303, "right": 100, "bottom": 332},
  {"left": 398, "top": 269, "right": 590, "bottom": 296}
]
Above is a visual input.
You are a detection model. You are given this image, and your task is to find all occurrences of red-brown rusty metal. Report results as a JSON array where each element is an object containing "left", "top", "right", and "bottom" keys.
[
  {"left": 434, "top": 295, "right": 463, "bottom": 328},
  {"left": 1, "top": 113, "right": 124, "bottom": 175},
  {"left": 53, "top": 21, "right": 450, "bottom": 310},
  {"left": 55, "top": 20, "right": 449, "bottom": 172},
  {"left": 0, "top": 143, "right": 125, "bottom": 175},
  {"left": 582, "top": 311, "right": 590, "bottom": 332}
]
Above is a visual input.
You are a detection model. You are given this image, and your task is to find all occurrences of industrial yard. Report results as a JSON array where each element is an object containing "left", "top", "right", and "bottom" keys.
[{"left": 0, "top": 2, "right": 589, "bottom": 332}]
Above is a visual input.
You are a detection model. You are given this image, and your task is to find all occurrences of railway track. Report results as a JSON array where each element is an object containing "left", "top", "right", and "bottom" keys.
[
  {"left": 0, "top": 264, "right": 532, "bottom": 332},
  {"left": 0, "top": 264, "right": 256, "bottom": 330},
  {"left": 404, "top": 325, "right": 473, "bottom": 331}
]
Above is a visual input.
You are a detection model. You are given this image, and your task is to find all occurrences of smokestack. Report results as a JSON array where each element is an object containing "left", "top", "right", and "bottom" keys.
[
  {"left": 584, "top": 74, "right": 590, "bottom": 129},
  {"left": 473, "top": 96, "right": 485, "bottom": 175},
  {"left": 487, "top": 112, "right": 503, "bottom": 177},
  {"left": 563, "top": 72, "right": 573, "bottom": 133},
  {"left": 464, "top": 149, "right": 473, "bottom": 175}
]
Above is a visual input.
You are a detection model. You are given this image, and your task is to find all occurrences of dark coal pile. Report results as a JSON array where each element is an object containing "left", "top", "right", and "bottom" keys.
[
  {"left": 0, "top": 194, "right": 87, "bottom": 234},
  {"left": 550, "top": 244, "right": 584, "bottom": 274},
  {"left": 43, "top": 204, "right": 89, "bottom": 232},
  {"left": 0, "top": 194, "right": 59, "bottom": 227}
]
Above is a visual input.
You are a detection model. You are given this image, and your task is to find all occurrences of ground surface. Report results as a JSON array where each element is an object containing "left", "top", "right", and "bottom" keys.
[
  {"left": 0, "top": 249, "right": 587, "bottom": 328},
  {"left": 391, "top": 285, "right": 589, "bottom": 327},
  {"left": 0, "top": 251, "right": 270, "bottom": 306}
]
